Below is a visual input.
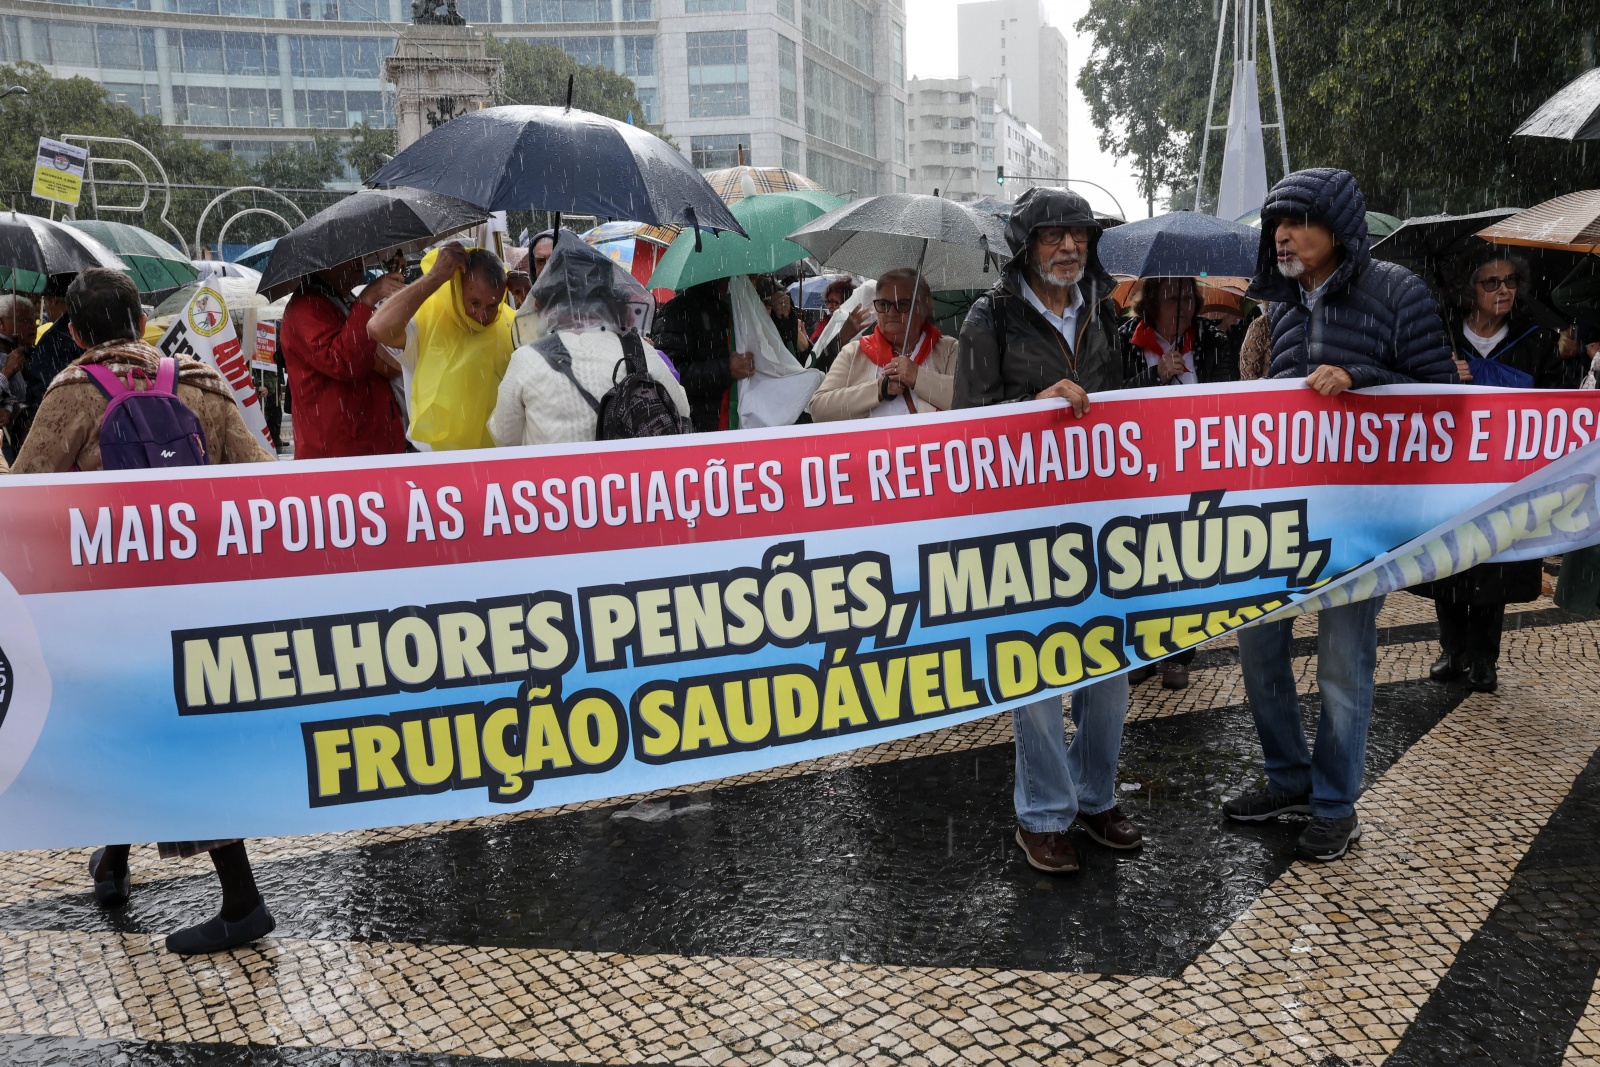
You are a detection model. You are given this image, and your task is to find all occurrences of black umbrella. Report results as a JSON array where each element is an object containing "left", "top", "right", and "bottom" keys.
[
  {"left": 367, "top": 105, "right": 745, "bottom": 238},
  {"left": 256, "top": 188, "right": 488, "bottom": 300},
  {"left": 1097, "top": 210, "right": 1257, "bottom": 280},
  {"left": 786, "top": 193, "right": 1008, "bottom": 292},
  {"left": 1514, "top": 67, "right": 1600, "bottom": 142},
  {"left": 0, "top": 210, "right": 126, "bottom": 292}
]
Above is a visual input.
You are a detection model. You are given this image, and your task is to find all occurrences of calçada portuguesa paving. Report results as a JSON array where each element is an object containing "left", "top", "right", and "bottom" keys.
[{"left": 0, "top": 590, "right": 1598, "bottom": 1066}]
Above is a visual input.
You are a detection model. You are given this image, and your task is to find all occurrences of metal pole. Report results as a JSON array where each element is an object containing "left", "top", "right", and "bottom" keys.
[
  {"left": 1195, "top": 0, "right": 1230, "bottom": 212},
  {"left": 899, "top": 236, "right": 929, "bottom": 363},
  {"left": 1262, "top": 0, "right": 1291, "bottom": 176}
]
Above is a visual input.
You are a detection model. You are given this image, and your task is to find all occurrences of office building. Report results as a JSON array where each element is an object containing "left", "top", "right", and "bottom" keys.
[
  {"left": 906, "top": 74, "right": 1058, "bottom": 203},
  {"left": 0, "top": 0, "right": 909, "bottom": 197},
  {"left": 955, "top": 0, "right": 1067, "bottom": 167}
]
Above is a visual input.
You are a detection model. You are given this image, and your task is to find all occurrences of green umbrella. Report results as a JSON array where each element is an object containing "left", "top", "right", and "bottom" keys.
[
  {"left": 63, "top": 219, "right": 198, "bottom": 292},
  {"left": 649, "top": 190, "right": 844, "bottom": 291}
]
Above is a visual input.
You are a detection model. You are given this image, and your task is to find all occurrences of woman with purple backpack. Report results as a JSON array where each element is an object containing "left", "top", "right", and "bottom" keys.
[{"left": 9, "top": 268, "right": 279, "bottom": 954}]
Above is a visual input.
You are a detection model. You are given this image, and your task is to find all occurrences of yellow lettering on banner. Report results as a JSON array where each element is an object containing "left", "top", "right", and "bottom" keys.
[
  {"left": 332, "top": 622, "right": 386, "bottom": 690},
  {"left": 351, "top": 724, "right": 404, "bottom": 792},
  {"left": 907, "top": 653, "right": 944, "bottom": 715},
  {"left": 773, "top": 674, "right": 818, "bottom": 736},
  {"left": 821, "top": 663, "right": 869, "bottom": 730},
  {"left": 480, "top": 706, "right": 524, "bottom": 797},
  {"left": 525, "top": 699, "right": 573, "bottom": 772},
  {"left": 292, "top": 628, "right": 337, "bottom": 695},
  {"left": 402, "top": 717, "right": 454, "bottom": 786},
  {"left": 860, "top": 657, "right": 905, "bottom": 721},
  {"left": 313, "top": 728, "right": 352, "bottom": 798},
  {"left": 638, "top": 688, "right": 681, "bottom": 757},
  {"left": 524, "top": 601, "right": 570, "bottom": 671},
  {"left": 1038, "top": 631, "right": 1085, "bottom": 687},
  {"left": 680, "top": 685, "right": 730, "bottom": 752},
  {"left": 726, "top": 679, "right": 772, "bottom": 743},
  {"left": 568, "top": 697, "right": 620, "bottom": 765},
  {"left": 252, "top": 632, "right": 296, "bottom": 700},
  {"left": 183, "top": 635, "right": 256, "bottom": 708},
  {"left": 454, "top": 712, "right": 482, "bottom": 780},
  {"left": 927, "top": 547, "right": 988, "bottom": 617},
  {"left": 438, "top": 612, "right": 491, "bottom": 680},
  {"left": 943, "top": 649, "right": 981, "bottom": 709},
  {"left": 995, "top": 640, "right": 1038, "bottom": 699},
  {"left": 487, "top": 606, "right": 528, "bottom": 673}
]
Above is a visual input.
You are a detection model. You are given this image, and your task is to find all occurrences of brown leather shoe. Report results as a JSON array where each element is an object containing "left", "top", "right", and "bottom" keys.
[
  {"left": 1074, "top": 806, "right": 1144, "bottom": 850},
  {"left": 1161, "top": 661, "right": 1189, "bottom": 689},
  {"left": 1128, "top": 664, "right": 1157, "bottom": 684},
  {"left": 1014, "top": 827, "right": 1079, "bottom": 873}
]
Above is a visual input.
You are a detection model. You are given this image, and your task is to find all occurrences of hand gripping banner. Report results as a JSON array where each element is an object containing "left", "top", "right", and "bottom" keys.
[{"left": 1, "top": 380, "right": 1598, "bottom": 849}]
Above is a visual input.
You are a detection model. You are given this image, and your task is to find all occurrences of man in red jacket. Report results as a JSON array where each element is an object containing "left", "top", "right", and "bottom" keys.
[{"left": 279, "top": 259, "right": 407, "bottom": 459}]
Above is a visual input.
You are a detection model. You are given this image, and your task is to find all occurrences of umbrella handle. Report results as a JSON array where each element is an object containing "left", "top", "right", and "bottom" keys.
[{"left": 686, "top": 205, "right": 702, "bottom": 254}]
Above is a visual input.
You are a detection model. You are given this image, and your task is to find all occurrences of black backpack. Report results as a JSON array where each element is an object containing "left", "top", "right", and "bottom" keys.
[{"left": 537, "top": 329, "right": 691, "bottom": 440}]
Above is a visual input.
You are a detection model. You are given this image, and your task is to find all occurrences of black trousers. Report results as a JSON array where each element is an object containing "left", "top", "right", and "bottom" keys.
[{"left": 1436, "top": 600, "right": 1507, "bottom": 663}]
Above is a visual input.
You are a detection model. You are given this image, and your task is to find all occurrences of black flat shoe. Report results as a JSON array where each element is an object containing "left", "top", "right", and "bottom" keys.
[
  {"left": 1466, "top": 659, "right": 1498, "bottom": 693},
  {"left": 1429, "top": 652, "right": 1467, "bottom": 682},
  {"left": 165, "top": 901, "right": 275, "bottom": 956},
  {"left": 89, "top": 848, "right": 130, "bottom": 907}
]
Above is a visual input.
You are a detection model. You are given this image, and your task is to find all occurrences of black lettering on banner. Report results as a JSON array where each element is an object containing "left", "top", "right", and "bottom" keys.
[
  {"left": 1096, "top": 491, "right": 1331, "bottom": 599},
  {"left": 301, "top": 681, "right": 625, "bottom": 808},
  {"left": 577, "top": 541, "right": 921, "bottom": 673},
  {"left": 918, "top": 522, "right": 1096, "bottom": 626},
  {"left": 1123, "top": 591, "right": 1291, "bottom": 662},
  {"left": 985, "top": 617, "right": 1126, "bottom": 703},
  {"left": 174, "top": 592, "right": 577, "bottom": 715},
  {"left": 629, "top": 638, "right": 987, "bottom": 765}
]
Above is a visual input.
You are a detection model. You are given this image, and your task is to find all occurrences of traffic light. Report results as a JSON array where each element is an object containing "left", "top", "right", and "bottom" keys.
[{"left": 996, "top": 165, "right": 1005, "bottom": 185}]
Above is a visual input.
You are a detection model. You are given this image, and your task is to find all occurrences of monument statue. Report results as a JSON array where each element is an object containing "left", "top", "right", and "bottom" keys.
[{"left": 411, "top": 0, "right": 465, "bottom": 25}]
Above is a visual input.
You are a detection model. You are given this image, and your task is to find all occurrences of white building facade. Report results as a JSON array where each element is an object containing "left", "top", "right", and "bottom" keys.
[
  {"left": 0, "top": 0, "right": 909, "bottom": 196},
  {"left": 955, "top": 0, "right": 1067, "bottom": 170},
  {"left": 907, "top": 74, "right": 1058, "bottom": 204}
]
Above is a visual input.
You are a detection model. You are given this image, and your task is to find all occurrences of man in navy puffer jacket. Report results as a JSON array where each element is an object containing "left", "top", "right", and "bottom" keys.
[{"left": 1223, "top": 168, "right": 1455, "bottom": 863}]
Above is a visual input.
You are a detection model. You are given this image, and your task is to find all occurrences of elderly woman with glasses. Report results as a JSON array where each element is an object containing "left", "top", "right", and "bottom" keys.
[
  {"left": 1416, "top": 248, "right": 1568, "bottom": 694},
  {"left": 806, "top": 268, "right": 956, "bottom": 421}
]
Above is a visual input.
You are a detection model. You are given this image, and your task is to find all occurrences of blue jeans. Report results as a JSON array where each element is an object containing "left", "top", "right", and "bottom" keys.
[
  {"left": 1236, "top": 596, "right": 1384, "bottom": 819},
  {"left": 1012, "top": 674, "right": 1129, "bottom": 832}
]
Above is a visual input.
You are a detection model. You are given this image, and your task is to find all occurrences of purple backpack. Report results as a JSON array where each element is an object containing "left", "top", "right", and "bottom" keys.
[{"left": 82, "top": 358, "right": 209, "bottom": 469}]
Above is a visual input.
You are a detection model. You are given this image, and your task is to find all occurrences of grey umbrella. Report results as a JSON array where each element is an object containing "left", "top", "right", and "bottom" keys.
[
  {"left": 1369, "top": 208, "right": 1522, "bottom": 276},
  {"left": 0, "top": 211, "right": 127, "bottom": 293},
  {"left": 786, "top": 194, "right": 1009, "bottom": 293},
  {"left": 1514, "top": 67, "right": 1600, "bottom": 142}
]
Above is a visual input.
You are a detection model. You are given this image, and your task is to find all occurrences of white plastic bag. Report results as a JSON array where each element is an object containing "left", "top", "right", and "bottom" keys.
[
  {"left": 729, "top": 275, "right": 822, "bottom": 428},
  {"left": 813, "top": 279, "right": 875, "bottom": 358}
]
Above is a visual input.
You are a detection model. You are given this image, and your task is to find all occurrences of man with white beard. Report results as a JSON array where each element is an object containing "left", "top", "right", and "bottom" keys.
[
  {"left": 1224, "top": 168, "right": 1456, "bottom": 862},
  {"left": 954, "top": 187, "right": 1141, "bottom": 875}
]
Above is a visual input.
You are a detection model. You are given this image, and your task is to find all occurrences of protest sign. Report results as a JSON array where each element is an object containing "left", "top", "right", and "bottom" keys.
[
  {"left": 30, "top": 137, "right": 89, "bottom": 207},
  {"left": 155, "top": 286, "right": 276, "bottom": 453},
  {"left": 0, "top": 381, "right": 1597, "bottom": 848}
]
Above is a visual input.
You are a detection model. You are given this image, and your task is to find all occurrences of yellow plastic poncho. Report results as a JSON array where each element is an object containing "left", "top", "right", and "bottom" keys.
[{"left": 407, "top": 247, "right": 515, "bottom": 450}]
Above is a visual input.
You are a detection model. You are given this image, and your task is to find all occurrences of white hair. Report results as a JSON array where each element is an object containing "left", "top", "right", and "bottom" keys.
[{"left": 0, "top": 294, "right": 36, "bottom": 325}]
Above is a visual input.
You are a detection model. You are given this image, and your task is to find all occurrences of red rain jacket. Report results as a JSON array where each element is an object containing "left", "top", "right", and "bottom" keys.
[{"left": 279, "top": 290, "right": 407, "bottom": 459}]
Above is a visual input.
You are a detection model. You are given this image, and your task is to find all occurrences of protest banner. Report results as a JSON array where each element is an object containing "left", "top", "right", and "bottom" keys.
[
  {"left": 155, "top": 286, "right": 277, "bottom": 453},
  {"left": 30, "top": 137, "right": 88, "bottom": 207},
  {"left": 0, "top": 380, "right": 1597, "bottom": 849}
]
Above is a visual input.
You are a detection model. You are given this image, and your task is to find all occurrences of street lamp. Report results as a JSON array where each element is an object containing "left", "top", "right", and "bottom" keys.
[{"left": 0, "top": 86, "right": 29, "bottom": 102}]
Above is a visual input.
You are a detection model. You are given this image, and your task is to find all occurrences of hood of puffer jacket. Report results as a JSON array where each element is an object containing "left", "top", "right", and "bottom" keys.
[
  {"left": 1003, "top": 187, "right": 1114, "bottom": 293},
  {"left": 1248, "top": 167, "right": 1370, "bottom": 303}
]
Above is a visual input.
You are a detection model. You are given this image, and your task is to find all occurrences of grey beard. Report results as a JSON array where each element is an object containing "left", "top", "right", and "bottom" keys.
[
  {"left": 1032, "top": 258, "right": 1083, "bottom": 290},
  {"left": 1277, "top": 257, "right": 1306, "bottom": 279}
]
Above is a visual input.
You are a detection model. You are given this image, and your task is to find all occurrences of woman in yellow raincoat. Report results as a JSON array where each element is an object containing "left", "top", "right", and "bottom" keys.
[{"left": 368, "top": 241, "right": 513, "bottom": 450}]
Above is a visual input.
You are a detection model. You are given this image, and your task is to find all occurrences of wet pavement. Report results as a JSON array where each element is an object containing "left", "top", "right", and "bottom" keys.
[{"left": 0, "top": 591, "right": 1597, "bottom": 1066}]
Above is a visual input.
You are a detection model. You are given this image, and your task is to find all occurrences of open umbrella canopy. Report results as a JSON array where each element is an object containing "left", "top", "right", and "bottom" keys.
[
  {"left": 1475, "top": 191, "right": 1600, "bottom": 253},
  {"left": 702, "top": 166, "right": 824, "bottom": 204},
  {"left": 367, "top": 105, "right": 746, "bottom": 237},
  {"left": 257, "top": 187, "right": 488, "bottom": 300},
  {"left": 0, "top": 211, "right": 126, "bottom": 293},
  {"left": 1514, "top": 67, "right": 1600, "bottom": 142},
  {"left": 1096, "top": 210, "right": 1258, "bottom": 279},
  {"left": 62, "top": 219, "right": 197, "bottom": 292},
  {"left": 1369, "top": 208, "right": 1522, "bottom": 274},
  {"left": 787, "top": 193, "right": 1008, "bottom": 291},
  {"left": 235, "top": 238, "right": 278, "bottom": 271},
  {"left": 649, "top": 190, "right": 844, "bottom": 291}
]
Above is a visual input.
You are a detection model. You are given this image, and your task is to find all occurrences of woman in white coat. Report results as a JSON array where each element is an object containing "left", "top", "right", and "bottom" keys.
[
  {"left": 490, "top": 232, "right": 689, "bottom": 446},
  {"left": 806, "top": 268, "right": 955, "bottom": 422}
]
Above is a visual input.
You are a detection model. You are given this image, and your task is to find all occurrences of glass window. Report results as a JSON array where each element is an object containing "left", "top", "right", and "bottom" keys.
[
  {"left": 893, "top": 98, "right": 904, "bottom": 163},
  {"left": 346, "top": 90, "right": 386, "bottom": 126},
  {"left": 690, "top": 134, "right": 748, "bottom": 170},
  {"left": 634, "top": 87, "right": 657, "bottom": 123},
  {"left": 343, "top": 38, "right": 384, "bottom": 77},
  {"left": 173, "top": 0, "right": 220, "bottom": 13},
  {"left": 291, "top": 36, "right": 344, "bottom": 78},
  {"left": 777, "top": 35, "right": 797, "bottom": 123},
  {"left": 454, "top": 0, "right": 500, "bottom": 20},
  {"left": 96, "top": 25, "right": 144, "bottom": 71},
  {"left": 801, "top": 0, "right": 872, "bottom": 75},
  {"left": 228, "top": 88, "right": 271, "bottom": 128},
  {"left": 981, "top": 146, "right": 994, "bottom": 163},
  {"left": 104, "top": 81, "right": 157, "bottom": 115},
  {"left": 178, "top": 29, "right": 224, "bottom": 74},
  {"left": 622, "top": 0, "right": 654, "bottom": 18},
  {"left": 526, "top": 36, "right": 614, "bottom": 69},
  {"left": 805, "top": 148, "right": 876, "bottom": 197},
  {"left": 223, "top": 33, "right": 273, "bottom": 76},
  {"left": 623, "top": 36, "right": 655, "bottom": 78},
  {"left": 686, "top": 30, "right": 748, "bottom": 118},
  {"left": 804, "top": 58, "right": 874, "bottom": 155},
  {"left": 685, "top": 0, "right": 745, "bottom": 10},
  {"left": 511, "top": 0, "right": 607, "bottom": 19},
  {"left": 777, "top": 0, "right": 795, "bottom": 21},
  {"left": 0, "top": 17, "right": 19, "bottom": 64},
  {"left": 178, "top": 85, "right": 228, "bottom": 126},
  {"left": 781, "top": 135, "right": 800, "bottom": 172},
  {"left": 46, "top": 20, "right": 97, "bottom": 67},
  {"left": 294, "top": 89, "right": 349, "bottom": 127},
  {"left": 890, "top": 22, "right": 903, "bottom": 89}
]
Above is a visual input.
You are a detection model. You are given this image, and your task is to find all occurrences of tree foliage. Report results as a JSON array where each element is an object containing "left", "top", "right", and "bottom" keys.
[
  {"left": 345, "top": 122, "right": 398, "bottom": 185},
  {"left": 488, "top": 38, "right": 649, "bottom": 125},
  {"left": 250, "top": 133, "right": 348, "bottom": 191},
  {"left": 1076, "top": 0, "right": 1600, "bottom": 215}
]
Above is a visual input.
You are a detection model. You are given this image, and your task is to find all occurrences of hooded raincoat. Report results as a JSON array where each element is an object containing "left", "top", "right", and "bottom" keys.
[{"left": 405, "top": 246, "right": 515, "bottom": 451}]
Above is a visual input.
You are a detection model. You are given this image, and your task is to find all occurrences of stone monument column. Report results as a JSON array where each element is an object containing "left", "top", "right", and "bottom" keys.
[{"left": 384, "top": 2, "right": 504, "bottom": 151}]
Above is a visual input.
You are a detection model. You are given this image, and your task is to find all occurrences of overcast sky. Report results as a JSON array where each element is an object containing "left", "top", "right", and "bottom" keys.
[{"left": 905, "top": 0, "right": 1154, "bottom": 221}]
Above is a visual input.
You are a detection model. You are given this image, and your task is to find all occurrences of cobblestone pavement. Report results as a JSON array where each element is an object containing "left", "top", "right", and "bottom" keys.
[{"left": 1, "top": 592, "right": 1596, "bottom": 1066}]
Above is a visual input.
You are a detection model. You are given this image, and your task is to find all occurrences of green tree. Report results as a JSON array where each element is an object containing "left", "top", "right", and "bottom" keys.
[
  {"left": 345, "top": 121, "right": 398, "bottom": 184},
  {"left": 1076, "top": 0, "right": 1600, "bottom": 215},
  {"left": 250, "top": 132, "right": 347, "bottom": 191},
  {"left": 488, "top": 38, "right": 649, "bottom": 124}
]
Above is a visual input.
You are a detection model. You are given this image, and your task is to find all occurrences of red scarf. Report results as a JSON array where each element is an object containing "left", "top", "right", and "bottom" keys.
[
  {"left": 1129, "top": 320, "right": 1195, "bottom": 357},
  {"left": 857, "top": 323, "right": 942, "bottom": 368}
]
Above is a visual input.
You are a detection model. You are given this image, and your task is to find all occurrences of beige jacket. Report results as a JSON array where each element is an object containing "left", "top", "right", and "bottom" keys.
[
  {"left": 807, "top": 333, "right": 957, "bottom": 422},
  {"left": 11, "top": 339, "right": 275, "bottom": 473}
]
